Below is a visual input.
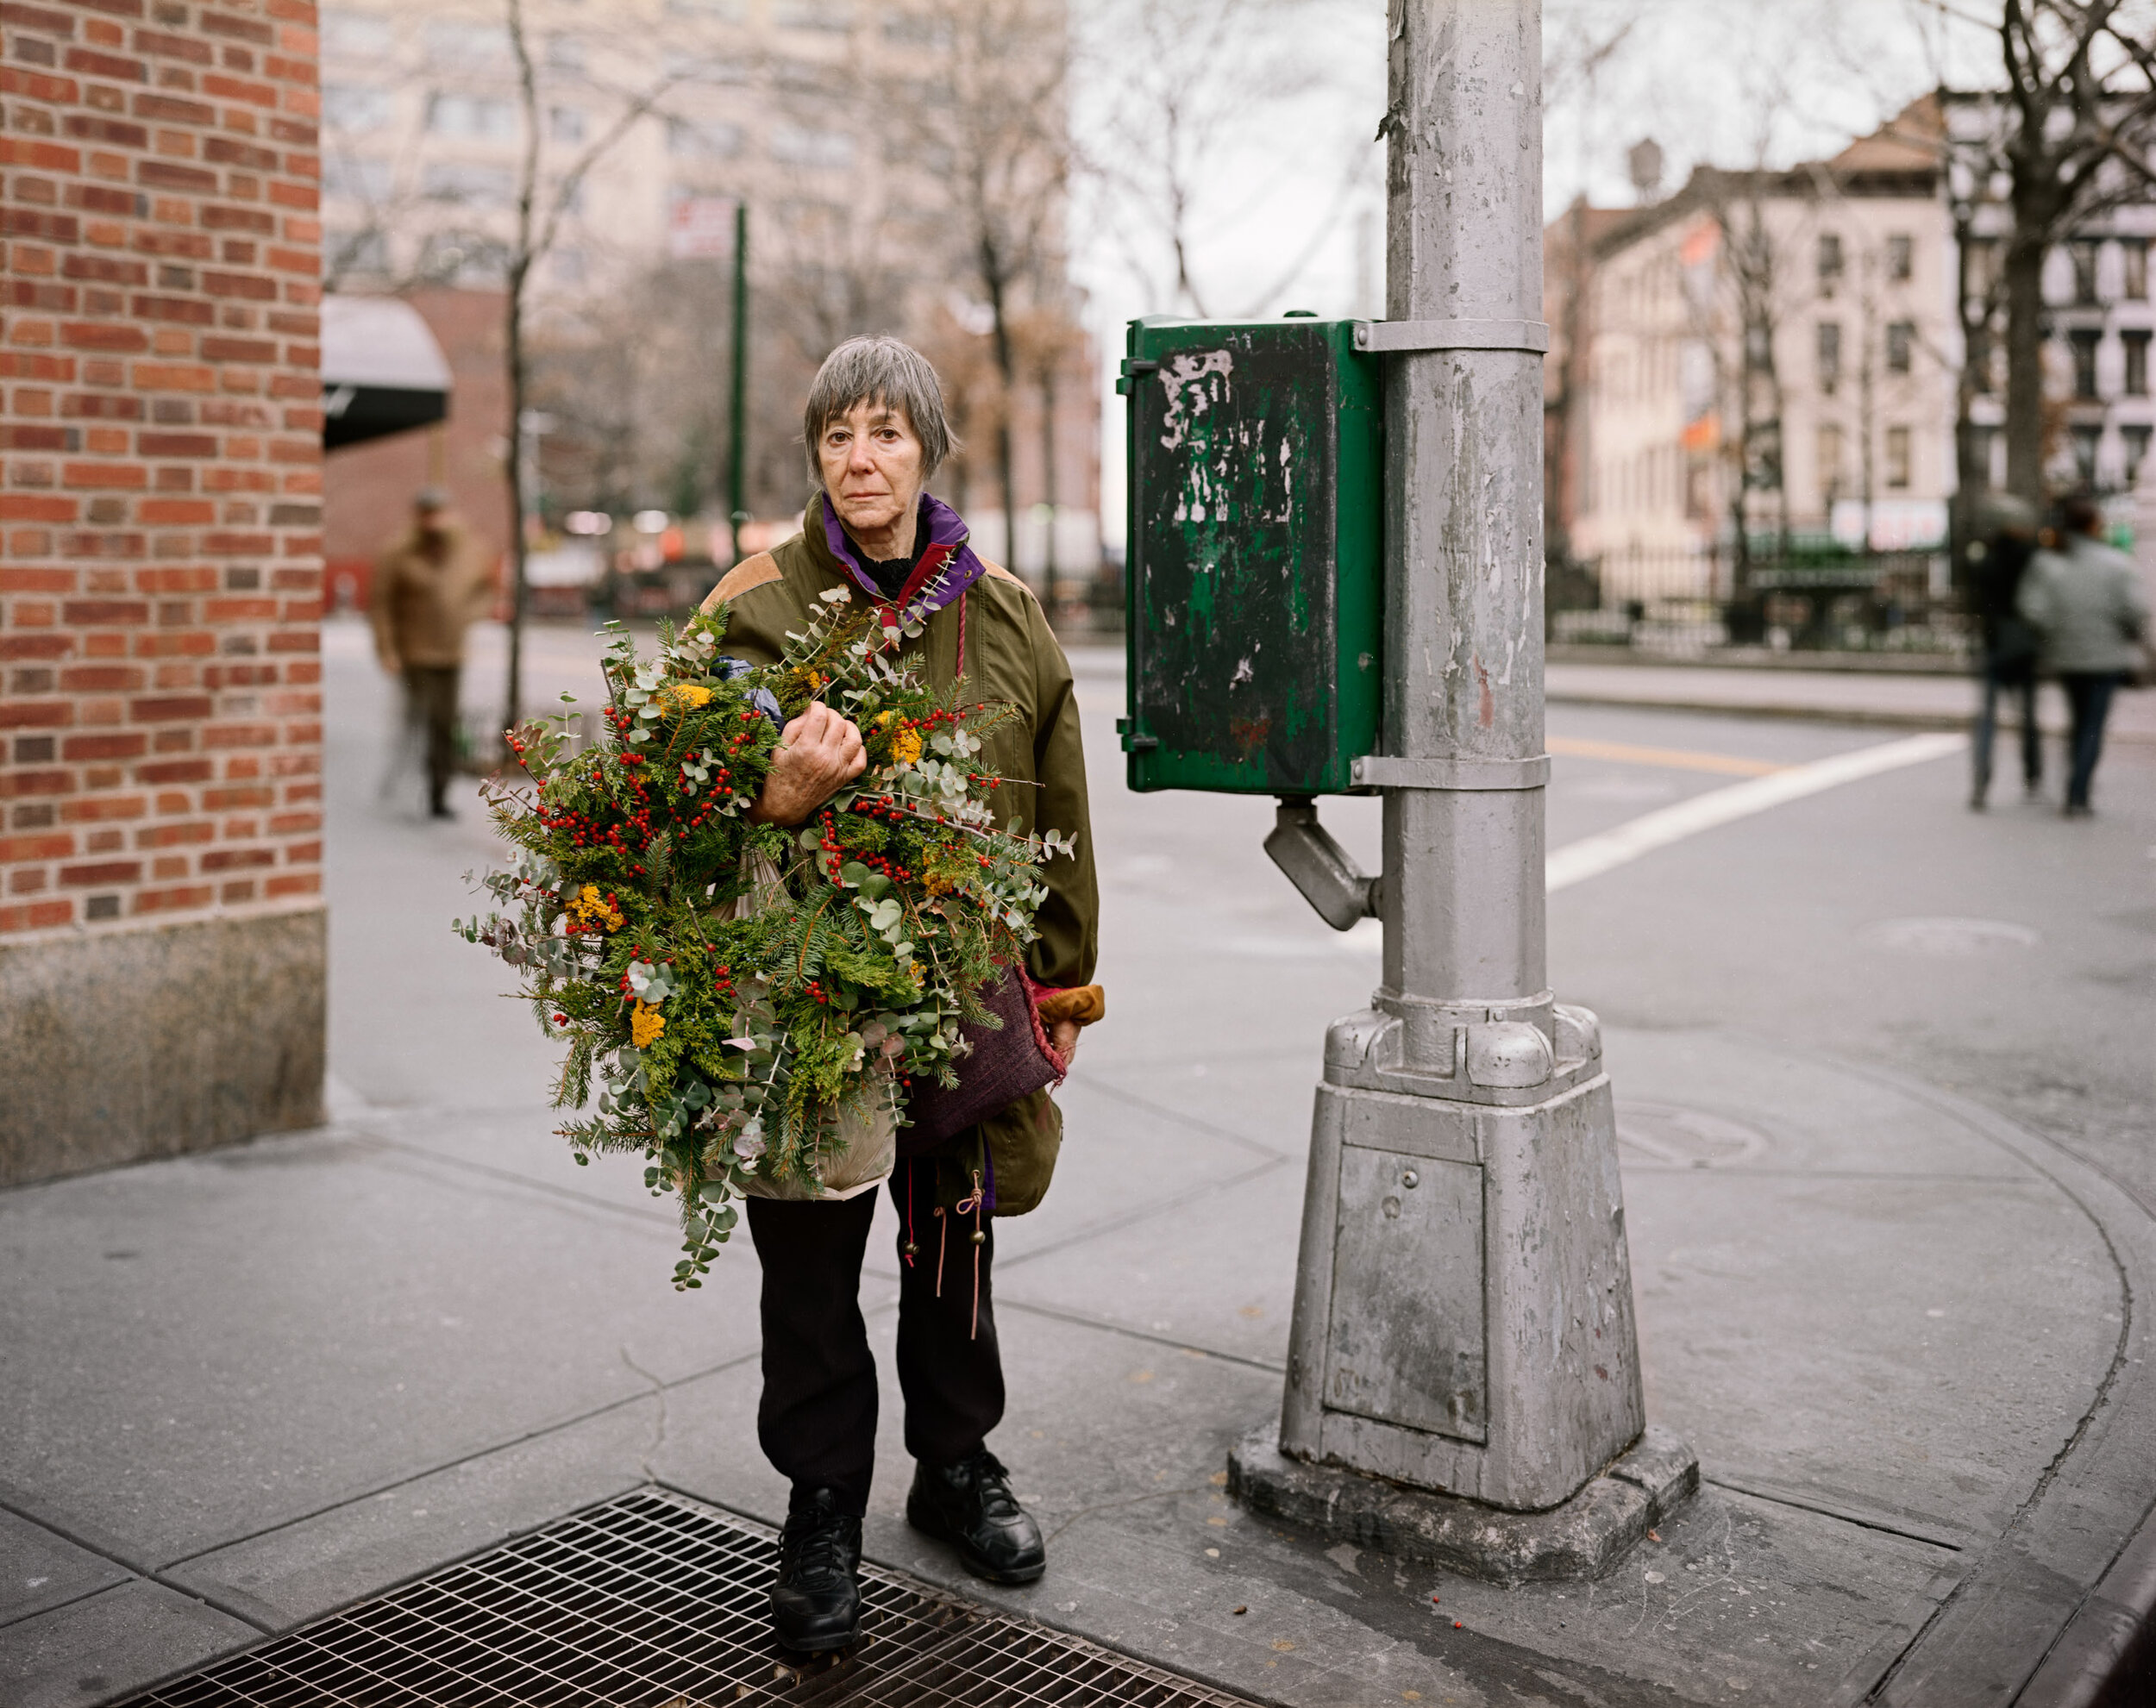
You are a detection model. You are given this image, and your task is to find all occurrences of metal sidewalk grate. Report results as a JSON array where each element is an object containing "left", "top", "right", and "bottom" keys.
[{"left": 122, "top": 1486, "right": 1265, "bottom": 1707}]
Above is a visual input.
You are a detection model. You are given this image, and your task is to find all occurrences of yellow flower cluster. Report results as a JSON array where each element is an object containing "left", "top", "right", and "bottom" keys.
[
  {"left": 662, "top": 682, "right": 714, "bottom": 713},
  {"left": 875, "top": 710, "right": 923, "bottom": 766},
  {"left": 630, "top": 1001, "right": 666, "bottom": 1048},
  {"left": 564, "top": 884, "right": 624, "bottom": 934}
]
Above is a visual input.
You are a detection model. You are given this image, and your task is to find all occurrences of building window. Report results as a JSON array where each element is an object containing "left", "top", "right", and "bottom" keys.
[
  {"left": 668, "top": 117, "right": 743, "bottom": 159},
  {"left": 1818, "top": 233, "right": 1844, "bottom": 294},
  {"left": 2127, "top": 240, "right": 2150, "bottom": 302},
  {"left": 2070, "top": 328, "right": 2101, "bottom": 399},
  {"left": 2069, "top": 239, "right": 2101, "bottom": 305},
  {"left": 417, "top": 231, "right": 509, "bottom": 284},
  {"left": 323, "top": 9, "right": 393, "bottom": 58},
  {"left": 884, "top": 12, "right": 953, "bottom": 46},
  {"left": 323, "top": 83, "right": 394, "bottom": 133},
  {"left": 775, "top": 0, "right": 854, "bottom": 28},
  {"left": 1816, "top": 321, "right": 1841, "bottom": 396},
  {"left": 1885, "top": 425, "right": 1912, "bottom": 490},
  {"left": 323, "top": 153, "right": 392, "bottom": 201},
  {"left": 423, "top": 20, "right": 510, "bottom": 64},
  {"left": 421, "top": 161, "right": 515, "bottom": 208},
  {"left": 1886, "top": 234, "right": 1912, "bottom": 281},
  {"left": 2125, "top": 329, "right": 2151, "bottom": 397},
  {"left": 546, "top": 34, "right": 583, "bottom": 72},
  {"left": 2071, "top": 425, "right": 2100, "bottom": 485},
  {"left": 1816, "top": 422, "right": 1845, "bottom": 504},
  {"left": 770, "top": 126, "right": 854, "bottom": 168},
  {"left": 1885, "top": 321, "right": 1914, "bottom": 374},
  {"left": 426, "top": 93, "right": 517, "bottom": 141},
  {"left": 550, "top": 105, "right": 585, "bottom": 147},
  {"left": 2125, "top": 425, "right": 2153, "bottom": 486}
]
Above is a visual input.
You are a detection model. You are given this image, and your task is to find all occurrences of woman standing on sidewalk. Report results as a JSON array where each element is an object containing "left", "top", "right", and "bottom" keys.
[{"left": 700, "top": 337, "right": 1101, "bottom": 1655}]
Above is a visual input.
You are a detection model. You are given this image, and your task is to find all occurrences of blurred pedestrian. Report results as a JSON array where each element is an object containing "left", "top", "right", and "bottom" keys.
[
  {"left": 2017, "top": 494, "right": 2151, "bottom": 817},
  {"left": 1966, "top": 494, "right": 2043, "bottom": 809},
  {"left": 368, "top": 489, "right": 493, "bottom": 820}
]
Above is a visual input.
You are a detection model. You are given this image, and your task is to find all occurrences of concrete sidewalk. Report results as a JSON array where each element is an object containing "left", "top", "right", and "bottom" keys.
[
  {"left": 1540, "top": 657, "right": 2156, "bottom": 744},
  {"left": 3, "top": 624, "right": 2153, "bottom": 1706}
]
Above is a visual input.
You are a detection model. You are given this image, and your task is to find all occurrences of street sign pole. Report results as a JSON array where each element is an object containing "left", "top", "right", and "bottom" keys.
[
  {"left": 1232, "top": 0, "right": 1695, "bottom": 1576},
  {"left": 727, "top": 198, "right": 749, "bottom": 568}
]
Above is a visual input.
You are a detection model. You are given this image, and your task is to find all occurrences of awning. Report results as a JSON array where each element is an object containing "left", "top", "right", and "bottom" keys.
[{"left": 321, "top": 295, "right": 452, "bottom": 450}]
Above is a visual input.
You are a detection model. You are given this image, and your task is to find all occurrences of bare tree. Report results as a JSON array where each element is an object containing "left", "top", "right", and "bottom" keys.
[
  {"left": 1011, "top": 297, "right": 1088, "bottom": 591},
  {"left": 1540, "top": 9, "right": 1648, "bottom": 571},
  {"left": 887, "top": 0, "right": 1075, "bottom": 582},
  {"left": 1712, "top": 174, "right": 1789, "bottom": 581},
  {"left": 498, "top": 0, "right": 699, "bottom": 735},
  {"left": 529, "top": 260, "right": 741, "bottom": 521},
  {"left": 1957, "top": 0, "right": 2156, "bottom": 499},
  {"left": 1087, "top": 0, "right": 1364, "bottom": 318}
]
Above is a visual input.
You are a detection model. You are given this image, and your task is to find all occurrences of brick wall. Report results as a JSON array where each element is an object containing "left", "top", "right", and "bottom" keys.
[
  {"left": 1, "top": 0, "right": 322, "bottom": 939},
  {"left": 0, "top": 0, "right": 323, "bottom": 1186}
]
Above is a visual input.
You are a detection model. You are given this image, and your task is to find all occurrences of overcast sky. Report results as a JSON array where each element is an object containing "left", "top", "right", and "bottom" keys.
[{"left": 1070, "top": 0, "right": 2006, "bottom": 547}]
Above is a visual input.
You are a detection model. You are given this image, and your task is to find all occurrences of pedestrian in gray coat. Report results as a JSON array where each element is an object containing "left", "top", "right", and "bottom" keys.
[{"left": 2017, "top": 495, "right": 2151, "bottom": 816}]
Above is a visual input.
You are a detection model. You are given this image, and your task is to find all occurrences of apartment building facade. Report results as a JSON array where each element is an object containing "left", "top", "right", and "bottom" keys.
[
  {"left": 1561, "top": 101, "right": 2156, "bottom": 608},
  {"left": 1566, "top": 111, "right": 1959, "bottom": 602}
]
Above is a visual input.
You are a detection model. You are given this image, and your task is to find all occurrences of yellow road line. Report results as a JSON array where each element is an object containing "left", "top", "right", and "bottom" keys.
[{"left": 1546, "top": 735, "right": 1786, "bottom": 777}]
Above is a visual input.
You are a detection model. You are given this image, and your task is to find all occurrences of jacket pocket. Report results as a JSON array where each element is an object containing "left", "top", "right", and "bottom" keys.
[{"left": 983, "top": 1085, "right": 1062, "bottom": 1217}]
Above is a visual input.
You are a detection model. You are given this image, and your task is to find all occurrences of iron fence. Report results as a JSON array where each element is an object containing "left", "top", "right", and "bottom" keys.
[{"left": 1552, "top": 544, "right": 1971, "bottom": 660}]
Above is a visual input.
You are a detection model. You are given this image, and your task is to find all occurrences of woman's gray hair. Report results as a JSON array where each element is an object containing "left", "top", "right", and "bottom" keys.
[{"left": 802, "top": 335, "right": 955, "bottom": 486}]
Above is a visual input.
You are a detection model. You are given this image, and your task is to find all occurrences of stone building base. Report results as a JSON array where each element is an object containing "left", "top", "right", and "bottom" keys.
[
  {"left": 0, "top": 909, "right": 325, "bottom": 1189},
  {"left": 1229, "top": 1422, "right": 1699, "bottom": 1586}
]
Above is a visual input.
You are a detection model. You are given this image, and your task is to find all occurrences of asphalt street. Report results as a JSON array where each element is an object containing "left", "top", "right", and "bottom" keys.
[{"left": 1, "top": 616, "right": 2151, "bottom": 1706}]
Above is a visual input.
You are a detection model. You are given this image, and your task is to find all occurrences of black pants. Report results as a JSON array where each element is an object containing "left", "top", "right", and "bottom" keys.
[
  {"left": 1971, "top": 653, "right": 2040, "bottom": 801},
  {"left": 2059, "top": 672, "right": 2123, "bottom": 810},
  {"left": 404, "top": 665, "right": 461, "bottom": 812},
  {"left": 745, "top": 1155, "right": 1002, "bottom": 1517}
]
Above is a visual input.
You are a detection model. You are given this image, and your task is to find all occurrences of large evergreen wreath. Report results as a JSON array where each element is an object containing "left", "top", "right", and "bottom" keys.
[{"left": 455, "top": 588, "right": 1075, "bottom": 1288}]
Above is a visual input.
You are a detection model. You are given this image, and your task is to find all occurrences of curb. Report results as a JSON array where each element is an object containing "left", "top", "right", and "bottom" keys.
[{"left": 1546, "top": 689, "right": 2156, "bottom": 747}]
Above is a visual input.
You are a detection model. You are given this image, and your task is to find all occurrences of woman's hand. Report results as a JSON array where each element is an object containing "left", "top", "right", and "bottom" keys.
[
  {"left": 748, "top": 702, "right": 866, "bottom": 826},
  {"left": 1049, "top": 1018, "right": 1081, "bottom": 1065}
]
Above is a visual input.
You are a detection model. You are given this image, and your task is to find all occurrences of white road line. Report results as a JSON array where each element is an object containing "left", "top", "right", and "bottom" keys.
[{"left": 1544, "top": 730, "right": 1968, "bottom": 893}]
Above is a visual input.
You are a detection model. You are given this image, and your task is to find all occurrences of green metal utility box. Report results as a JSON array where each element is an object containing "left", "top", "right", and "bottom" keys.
[{"left": 1118, "top": 315, "right": 1383, "bottom": 796}]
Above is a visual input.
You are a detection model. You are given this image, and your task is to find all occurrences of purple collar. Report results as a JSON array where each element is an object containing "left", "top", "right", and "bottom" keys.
[{"left": 820, "top": 491, "right": 988, "bottom": 616}]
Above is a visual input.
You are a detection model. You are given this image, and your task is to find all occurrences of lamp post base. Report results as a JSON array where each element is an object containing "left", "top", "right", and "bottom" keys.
[{"left": 1229, "top": 1422, "right": 1698, "bottom": 1586}]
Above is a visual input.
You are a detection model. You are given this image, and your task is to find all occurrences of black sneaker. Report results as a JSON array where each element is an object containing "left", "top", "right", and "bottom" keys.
[
  {"left": 770, "top": 1487, "right": 862, "bottom": 1653},
  {"left": 906, "top": 1448, "right": 1046, "bottom": 1585}
]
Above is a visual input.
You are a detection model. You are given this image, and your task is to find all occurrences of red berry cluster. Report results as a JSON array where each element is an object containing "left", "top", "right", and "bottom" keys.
[{"left": 843, "top": 796, "right": 924, "bottom": 886}]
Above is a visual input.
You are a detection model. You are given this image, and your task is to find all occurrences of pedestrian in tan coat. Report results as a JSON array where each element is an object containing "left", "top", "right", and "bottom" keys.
[{"left": 369, "top": 490, "right": 495, "bottom": 818}]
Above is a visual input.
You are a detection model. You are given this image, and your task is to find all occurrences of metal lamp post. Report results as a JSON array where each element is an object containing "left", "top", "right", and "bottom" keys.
[{"left": 1226, "top": 0, "right": 1695, "bottom": 1580}]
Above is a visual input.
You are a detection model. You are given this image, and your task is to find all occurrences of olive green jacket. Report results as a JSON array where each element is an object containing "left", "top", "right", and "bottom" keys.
[{"left": 700, "top": 495, "right": 1099, "bottom": 1212}]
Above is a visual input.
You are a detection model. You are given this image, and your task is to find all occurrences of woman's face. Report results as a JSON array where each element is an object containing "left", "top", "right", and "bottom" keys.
[{"left": 817, "top": 399, "right": 925, "bottom": 543}]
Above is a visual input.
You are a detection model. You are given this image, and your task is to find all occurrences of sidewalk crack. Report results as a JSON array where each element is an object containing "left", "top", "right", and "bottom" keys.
[{"left": 620, "top": 1347, "right": 670, "bottom": 1480}]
